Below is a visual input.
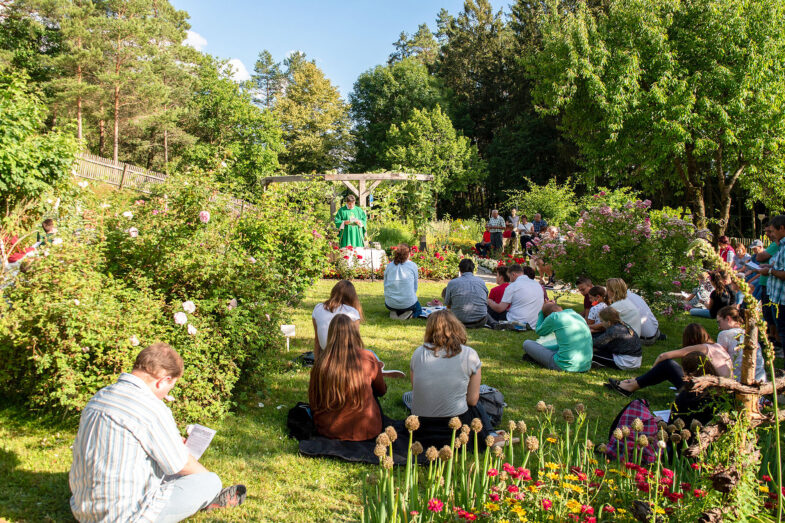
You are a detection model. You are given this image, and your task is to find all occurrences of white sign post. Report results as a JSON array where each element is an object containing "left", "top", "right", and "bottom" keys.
[{"left": 280, "top": 324, "right": 295, "bottom": 352}]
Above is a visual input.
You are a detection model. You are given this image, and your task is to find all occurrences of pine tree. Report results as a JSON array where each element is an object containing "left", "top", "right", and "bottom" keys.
[{"left": 251, "top": 49, "right": 284, "bottom": 108}]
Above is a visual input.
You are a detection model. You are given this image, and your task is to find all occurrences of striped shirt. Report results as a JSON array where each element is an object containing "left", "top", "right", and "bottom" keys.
[
  {"left": 487, "top": 216, "right": 506, "bottom": 233},
  {"left": 69, "top": 373, "right": 189, "bottom": 523}
]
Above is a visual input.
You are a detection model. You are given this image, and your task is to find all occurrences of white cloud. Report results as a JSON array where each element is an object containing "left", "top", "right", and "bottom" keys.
[
  {"left": 183, "top": 30, "right": 207, "bottom": 52},
  {"left": 227, "top": 58, "right": 251, "bottom": 82}
]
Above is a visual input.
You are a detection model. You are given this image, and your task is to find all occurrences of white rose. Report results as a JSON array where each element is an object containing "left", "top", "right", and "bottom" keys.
[
  {"left": 187, "top": 324, "right": 197, "bottom": 335},
  {"left": 182, "top": 300, "right": 196, "bottom": 314},
  {"left": 174, "top": 311, "right": 187, "bottom": 325},
  {"left": 74, "top": 299, "right": 80, "bottom": 306},
  {"left": 129, "top": 335, "right": 140, "bottom": 347},
  {"left": 122, "top": 211, "right": 133, "bottom": 219},
  {"left": 52, "top": 237, "right": 63, "bottom": 245}
]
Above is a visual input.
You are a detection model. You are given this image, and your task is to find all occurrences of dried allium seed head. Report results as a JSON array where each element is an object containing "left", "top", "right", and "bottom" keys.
[
  {"left": 439, "top": 445, "right": 453, "bottom": 461},
  {"left": 412, "top": 442, "right": 423, "bottom": 455},
  {"left": 586, "top": 439, "right": 594, "bottom": 450},
  {"left": 657, "top": 420, "right": 668, "bottom": 431},
  {"left": 448, "top": 417, "right": 462, "bottom": 430},
  {"left": 546, "top": 404, "right": 555, "bottom": 415},
  {"left": 621, "top": 426, "right": 631, "bottom": 438},
  {"left": 493, "top": 445, "right": 504, "bottom": 457},
  {"left": 525, "top": 436, "right": 539, "bottom": 452},
  {"left": 499, "top": 471, "right": 508, "bottom": 481},
  {"left": 667, "top": 424, "right": 677, "bottom": 434},
  {"left": 425, "top": 446, "right": 439, "bottom": 461},
  {"left": 517, "top": 421, "right": 527, "bottom": 434},
  {"left": 373, "top": 444, "right": 386, "bottom": 458},
  {"left": 536, "top": 400, "right": 547, "bottom": 412},
  {"left": 636, "top": 435, "right": 649, "bottom": 448},
  {"left": 485, "top": 435, "right": 496, "bottom": 447},
  {"left": 575, "top": 403, "right": 585, "bottom": 414},
  {"left": 509, "top": 420, "right": 517, "bottom": 433},
  {"left": 376, "top": 433, "right": 391, "bottom": 447},
  {"left": 631, "top": 418, "right": 644, "bottom": 433},
  {"left": 657, "top": 429, "right": 668, "bottom": 442},
  {"left": 613, "top": 428, "right": 624, "bottom": 440},
  {"left": 597, "top": 443, "right": 608, "bottom": 454},
  {"left": 690, "top": 419, "right": 703, "bottom": 432},
  {"left": 461, "top": 424, "right": 471, "bottom": 435},
  {"left": 405, "top": 415, "right": 420, "bottom": 431},
  {"left": 459, "top": 432, "right": 469, "bottom": 445},
  {"left": 670, "top": 433, "right": 682, "bottom": 444},
  {"left": 562, "top": 409, "right": 575, "bottom": 424},
  {"left": 454, "top": 438, "right": 463, "bottom": 450},
  {"left": 470, "top": 418, "right": 483, "bottom": 432},
  {"left": 382, "top": 456, "right": 394, "bottom": 470},
  {"left": 385, "top": 426, "right": 398, "bottom": 442},
  {"left": 680, "top": 429, "right": 692, "bottom": 441},
  {"left": 674, "top": 418, "right": 686, "bottom": 430}
]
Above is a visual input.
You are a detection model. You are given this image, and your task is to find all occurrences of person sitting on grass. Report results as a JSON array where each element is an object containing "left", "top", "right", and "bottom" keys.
[
  {"left": 444, "top": 258, "right": 490, "bottom": 329},
  {"left": 683, "top": 271, "right": 713, "bottom": 311},
  {"left": 36, "top": 218, "right": 57, "bottom": 246},
  {"left": 716, "top": 305, "right": 767, "bottom": 383},
  {"left": 309, "top": 314, "right": 388, "bottom": 441},
  {"left": 688, "top": 271, "right": 733, "bottom": 319},
  {"left": 576, "top": 276, "right": 594, "bottom": 318},
  {"left": 605, "top": 278, "right": 642, "bottom": 336},
  {"left": 585, "top": 286, "right": 608, "bottom": 330},
  {"left": 384, "top": 244, "right": 422, "bottom": 320},
  {"left": 69, "top": 343, "right": 245, "bottom": 523},
  {"left": 488, "top": 263, "right": 544, "bottom": 328},
  {"left": 487, "top": 266, "right": 510, "bottom": 322},
  {"left": 626, "top": 288, "right": 666, "bottom": 344},
  {"left": 671, "top": 352, "right": 723, "bottom": 430},
  {"left": 474, "top": 226, "right": 492, "bottom": 257},
  {"left": 522, "top": 301, "right": 593, "bottom": 372},
  {"left": 312, "top": 280, "right": 362, "bottom": 358},
  {"left": 523, "top": 266, "right": 549, "bottom": 302},
  {"left": 606, "top": 323, "right": 732, "bottom": 397},
  {"left": 409, "top": 310, "right": 499, "bottom": 449},
  {"left": 591, "top": 307, "right": 642, "bottom": 370}
]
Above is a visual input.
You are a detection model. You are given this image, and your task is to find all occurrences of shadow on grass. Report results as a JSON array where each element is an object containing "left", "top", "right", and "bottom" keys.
[{"left": 0, "top": 447, "right": 73, "bottom": 522}]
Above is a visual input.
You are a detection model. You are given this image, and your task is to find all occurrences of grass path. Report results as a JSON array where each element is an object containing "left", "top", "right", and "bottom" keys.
[{"left": 0, "top": 279, "right": 709, "bottom": 522}]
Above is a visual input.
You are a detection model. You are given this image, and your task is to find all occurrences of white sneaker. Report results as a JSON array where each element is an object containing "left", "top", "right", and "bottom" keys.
[
  {"left": 398, "top": 310, "right": 413, "bottom": 320},
  {"left": 389, "top": 311, "right": 400, "bottom": 319}
]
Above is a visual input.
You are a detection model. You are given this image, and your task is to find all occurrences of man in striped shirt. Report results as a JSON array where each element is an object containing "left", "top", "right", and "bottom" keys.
[
  {"left": 487, "top": 210, "right": 506, "bottom": 252},
  {"left": 69, "top": 343, "right": 246, "bottom": 522}
]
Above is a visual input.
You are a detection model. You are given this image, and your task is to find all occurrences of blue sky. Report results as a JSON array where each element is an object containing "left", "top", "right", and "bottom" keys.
[{"left": 172, "top": 1, "right": 507, "bottom": 98}]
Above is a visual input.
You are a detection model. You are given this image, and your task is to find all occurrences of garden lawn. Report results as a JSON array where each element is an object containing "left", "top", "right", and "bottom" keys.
[{"left": 0, "top": 279, "right": 715, "bottom": 522}]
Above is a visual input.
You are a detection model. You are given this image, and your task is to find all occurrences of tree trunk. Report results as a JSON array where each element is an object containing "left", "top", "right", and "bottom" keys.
[
  {"left": 163, "top": 129, "right": 169, "bottom": 166},
  {"left": 113, "top": 83, "right": 120, "bottom": 164},
  {"left": 98, "top": 119, "right": 105, "bottom": 156},
  {"left": 76, "top": 37, "right": 83, "bottom": 141},
  {"left": 675, "top": 152, "right": 707, "bottom": 228}
]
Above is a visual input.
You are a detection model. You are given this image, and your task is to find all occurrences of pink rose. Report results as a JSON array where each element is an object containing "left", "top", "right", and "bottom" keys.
[
  {"left": 129, "top": 227, "right": 138, "bottom": 238},
  {"left": 602, "top": 244, "right": 610, "bottom": 253},
  {"left": 187, "top": 324, "right": 197, "bottom": 335},
  {"left": 198, "top": 210, "right": 210, "bottom": 224}
]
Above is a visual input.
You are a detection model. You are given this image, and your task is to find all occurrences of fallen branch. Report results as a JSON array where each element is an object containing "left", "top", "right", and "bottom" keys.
[{"left": 686, "top": 374, "right": 785, "bottom": 395}]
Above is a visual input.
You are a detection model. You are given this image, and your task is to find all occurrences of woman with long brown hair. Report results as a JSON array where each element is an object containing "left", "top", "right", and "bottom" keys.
[
  {"left": 308, "top": 314, "right": 386, "bottom": 441},
  {"left": 384, "top": 244, "right": 422, "bottom": 319},
  {"left": 312, "top": 280, "right": 363, "bottom": 358},
  {"left": 606, "top": 323, "right": 732, "bottom": 396},
  {"left": 409, "top": 310, "right": 497, "bottom": 448}
]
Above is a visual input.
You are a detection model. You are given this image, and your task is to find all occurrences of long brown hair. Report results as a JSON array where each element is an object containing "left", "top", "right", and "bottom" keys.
[
  {"left": 323, "top": 280, "right": 364, "bottom": 319},
  {"left": 682, "top": 351, "right": 718, "bottom": 377},
  {"left": 393, "top": 243, "right": 410, "bottom": 265},
  {"left": 682, "top": 323, "right": 714, "bottom": 346},
  {"left": 309, "top": 315, "right": 367, "bottom": 412},
  {"left": 423, "top": 310, "right": 467, "bottom": 358}
]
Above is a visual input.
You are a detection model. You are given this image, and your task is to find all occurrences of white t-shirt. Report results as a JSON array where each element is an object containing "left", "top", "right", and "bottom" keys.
[
  {"left": 614, "top": 354, "right": 642, "bottom": 371},
  {"left": 518, "top": 222, "right": 533, "bottom": 234},
  {"left": 587, "top": 302, "right": 607, "bottom": 323},
  {"left": 717, "top": 328, "right": 767, "bottom": 382},
  {"left": 501, "top": 276, "right": 545, "bottom": 326},
  {"left": 312, "top": 303, "right": 361, "bottom": 349},
  {"left": 410, "top": 344, "right": 481, "bottom": 418},
  {"left": 609, "top": 298, "right": 642, "bottom": 336},
  {"left": 626, "top": 291, "right": 659, "bottom": 338}
]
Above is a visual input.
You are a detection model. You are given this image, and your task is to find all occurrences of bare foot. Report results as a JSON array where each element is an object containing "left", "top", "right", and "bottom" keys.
[{"left": 618, "top": 379, "right": 639, "bottom": 393}]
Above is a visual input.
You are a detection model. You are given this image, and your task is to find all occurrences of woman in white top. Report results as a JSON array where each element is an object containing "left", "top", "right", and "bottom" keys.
[
  {"left": 716, "top": 305, "right": 767, "bottom": 382},
  {"left": 312, "top": 280, "right": 363, "bottom": 357},
  {"left": 383, "top": 244, "right": 422, "bottom": 319},
  {"left": 605, "top": 278, "right": 642, "bottom": 336}
]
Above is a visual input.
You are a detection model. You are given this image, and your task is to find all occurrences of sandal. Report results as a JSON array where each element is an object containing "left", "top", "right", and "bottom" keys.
[{"left": 605, "top": 378, "right": 632, "bottom": 398}]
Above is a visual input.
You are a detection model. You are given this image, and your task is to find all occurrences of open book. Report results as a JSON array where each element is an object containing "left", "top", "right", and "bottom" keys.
[
  {"left": 745, "top": 261, "right": 761, "bottom": 271},
  {"left": 185, "top": 424, "right": 216, "bottom": 460}
]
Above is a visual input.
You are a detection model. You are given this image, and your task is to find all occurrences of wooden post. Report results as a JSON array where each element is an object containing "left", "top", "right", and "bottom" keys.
[
  {"left": 358, "top": 179, "right": 367, "bottom": 207},
  {"left": 118, "top": 164, "right": 128, "bottom": 189},
  {"left": 330, "top": 186, "right": 337, "bottom": 222}
]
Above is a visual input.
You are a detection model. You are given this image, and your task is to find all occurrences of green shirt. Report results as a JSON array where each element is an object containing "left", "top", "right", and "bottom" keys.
[
  {"left": 534, "top": 309, "right": 593, "bottom": 372},
  {"left": 334, "top": 205, "right": 367, "bottom": 248},
  {"left": 758, "top": 241, "right": 780, "bottom": 287}
]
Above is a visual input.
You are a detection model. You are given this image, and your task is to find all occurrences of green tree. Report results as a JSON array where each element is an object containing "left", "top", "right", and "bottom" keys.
[
  {"left": 252, "top": 49, "right": 284, "bottom": 108},
  {"left": 0, "top": 71, "right": 78, "bottom": 207},
  {"left": 275, "top": 61, "right": 351, "bottom": 174},
  {"left": 529, "top": 0, "right": 785, "bottom": 235},
  {"left": 388, "top": 23, "right": 439, "bottom": 66},
  {"left": 504, "top": 178, "right": 579, "bottom": 227},
  {"left": 349, "top": 58, "right": 446, "bottom": 171}
]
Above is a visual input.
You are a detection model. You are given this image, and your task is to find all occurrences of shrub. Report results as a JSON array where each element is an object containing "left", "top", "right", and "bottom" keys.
[
  {"left": 368, "top": 219, "right": 417, "bottom": 250},
  {"left": 504, "top": 178, "right": 579, "bottom": 226}
]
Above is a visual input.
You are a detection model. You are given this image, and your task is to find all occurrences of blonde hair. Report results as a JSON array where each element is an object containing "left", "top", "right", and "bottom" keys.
[
  {"left": 605, "top": 278, "right": 628, "bottom": 303},
  {"left": 423, "top": 310, "right": 467, "bottom": 358},
  {"left": 308, "top": 315, "right": 367, "bottom": 412}
]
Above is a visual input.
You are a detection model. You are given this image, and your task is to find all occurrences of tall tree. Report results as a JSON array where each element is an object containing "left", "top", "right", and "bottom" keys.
[
  {"left": 529, "top": 0, "right": 785, "bottom": 234},
  {"left": 388, "top": 23, "right": 439, "bottom": 66},
  {"left": 350, "top": 57, "right": 446, "bottom": 171},
  {"left": 275, "top": 61, "right": 351, "bottom": 174},
  {"left": 251, "top": 49, "right": 284, "bottom": 108}
]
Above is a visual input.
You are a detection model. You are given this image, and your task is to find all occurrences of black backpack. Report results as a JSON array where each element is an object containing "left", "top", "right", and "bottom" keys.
[{"left": 286, "top": 402, "right": 316, "bottom": 441}]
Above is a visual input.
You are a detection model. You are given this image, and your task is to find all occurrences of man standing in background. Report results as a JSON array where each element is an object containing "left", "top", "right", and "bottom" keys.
[{"left": 487, "top": 209, "right": 505, "bottom": 253}]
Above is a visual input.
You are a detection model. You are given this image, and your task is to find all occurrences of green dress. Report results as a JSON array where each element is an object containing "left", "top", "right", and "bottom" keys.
[{"left": 334, "top": 205, "right": 367, "bottom": 248}]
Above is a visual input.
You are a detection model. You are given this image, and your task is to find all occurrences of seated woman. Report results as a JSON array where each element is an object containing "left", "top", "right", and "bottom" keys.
[
  {"left": 683, "top": 271, "right": 713, "bottom": 310},
  {"left": 384, "top": 244, "right": 422, "bottom": 320},
  {"left": 522, "top": 301, "right": 593, "bottom": 372},
  {"left": 671, "top": 352, "right": 722, "bottom": 430},
  {"left": 586, "top": 286, "right": 608, "bottom": 332},
  {"left": 731, "top": 243, "right": 750, "bottom": 273},
  {"left": 312, "top": 280, "right": 363, "bottom": 358},
  {"left": 606, "top": 278, "right": 642, "bottom": 336},
  {"left": 308, "top": 315, "right": 387, "bottom": 441},
  {"left": 591, "top": 307, "right": 642, "bottom": 370},
  {"left": 606, "top": 323, "right": 732, "bottom": 396},
  {"left": 716, "top": 305, "right": 767, "bottom": 382},
  {"left": 410, "top": 310, "right": 497, "bottom": 449},
  {"left": 689, "top": 271, "right": 733, "bottom": 318},
  {"left": 487, "top": 266, "right": 510, "bottom": 321}
]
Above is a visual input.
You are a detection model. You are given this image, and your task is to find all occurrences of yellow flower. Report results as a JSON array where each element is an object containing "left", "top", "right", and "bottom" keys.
[
  {"left": 546, "top": 437, "right": 558, "bottom": 444},
  {"left": 760, "top": 486, "right": 770, "bottom": 493},
  {"left": 565, "top": 474, "right": 579, "bottom": 481},
  {"left": 512, "top": 505, "right": 527, "bottom": 516},
  {"left": 561, "top": 482, "right": 585, "bottom": 494},
  {"left": 589, "top": 458, "right": 598, "bottom": 465},
  {"left": 617, "top": 508, "right": 627, "bottom": 515},
  {"left": 655, "top": 507, "right": 666, "bottom": 515},
  {"left": 546, "top": 472, "right": 560, "bottom": 481},
  {"left": 506, "top": 498, "right": 519, "bottom": 506},
  {"left": 608, "top": 468, "right": 620, "bottom": 474},
  {"left": 545, "top": 462, "right": 560, "bottom": 470},
  {"left": 499, "top": 520, "right": 510, "bottom": 523},
  {"left": 607, "top": 479, "right": 616, "bottom": 485},
  {"left": 485, "top": 502, "right": 500, "bottom": 512},
  {"left": 566, "top": 499, "right": 581, "bottom": 513},
  {"left": 527, "top": 485, "right": 539, "bottom": 493}
]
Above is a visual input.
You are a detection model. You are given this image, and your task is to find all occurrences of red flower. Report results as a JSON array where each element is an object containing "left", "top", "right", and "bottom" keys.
[
  {"left": 343, "top": 256, "right": 350, "bottom": 259},
  {"left": 693, "top": 489, "right": 707, "bottom": 498},
  {"left": 464, "top": 513, "right": 477, "bottom": 521},
  {"left": 762, "top": 475, "right": 773, "bottom": 482},
  {"left": 594, "top": 469, "right": 605, "bottom": 477},
  {"left": 585, "top": 517, "right": 597, "bottom": 523},
  {"left": 624, "top": 462, "right": 638, "bottom": 470},
  {"left": 581, "top": 505, "right": 594, "bottom": 515},
  {"left": 503, "top": 463, "right": 515, "bottom": 474},
  {"left": 577, "top": 472, "right": 588, "bottom": 482},
  {"left": 637, "top": 482, "right": 650, "bottom": 493},
  {"left": 487, "top": 468, "right": 498, "bottom": 477},
  {"left": 356, "top": 255, "right": 363, "bottom": 259},
  {"left": 660, "top": 477, "right": 674, "bottom": 487},
  {"left": 427, "top": 498, "right": 444, "bottom": 512},
  {"left": 507, "top": 485, "right": 519, "bottom": 494},
  {"left": 765, "top": 502, "right": 775, "bottom": 510},
  {"left": 603, "top": 505, "right": 616, "bottom": 513},
  {"left": 680, "top": 482, "right": 692, "bottom": 491},
  {"left": 542, "top": 499, "right": 553, "bottom": 510},
  {"left": 518, "top": 467, "right": 532, "bottom": 481},
  {"left": 661, "top": 468, "right": 674, "bottom": 479},
  {"left": 691, "top": 463, "right": 702, "bottom": 470},
  {"left": 489, "top": 493, "right": 500, "bottom": 501}
]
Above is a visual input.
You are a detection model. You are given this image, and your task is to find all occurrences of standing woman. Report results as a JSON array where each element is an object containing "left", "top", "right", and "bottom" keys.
[
  {"left": 409, "top": 310, "right": 498, "bottom": 449},
  {"left": 312, "top": 280, "right": 363, "bottom": 358},
  {"left": 384, "top": 244, "right": 422, "bottom": 319},
  {"left": 309, "top": 315, "right": 387, "bottom": 441},
  {"left": 606, "top": 278, "right": 642, "bottom": 336}
]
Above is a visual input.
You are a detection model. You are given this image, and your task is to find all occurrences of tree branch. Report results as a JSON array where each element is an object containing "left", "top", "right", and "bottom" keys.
[{"left": 686, "top": 374, "right": 785, "bottom": 395}]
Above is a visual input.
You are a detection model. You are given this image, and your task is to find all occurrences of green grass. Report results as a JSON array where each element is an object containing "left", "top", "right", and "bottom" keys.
[{"left": 0, "top": 279, "right": 715, "bottom": 522}]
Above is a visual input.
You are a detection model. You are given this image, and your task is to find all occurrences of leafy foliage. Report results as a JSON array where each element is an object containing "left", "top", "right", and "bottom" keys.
[{"left": 504, "top": 178, "right": 579, "bottom": 226}]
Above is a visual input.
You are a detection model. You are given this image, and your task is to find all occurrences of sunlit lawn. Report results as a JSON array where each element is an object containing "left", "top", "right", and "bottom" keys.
[{"left": 0, "top": 279, "right": 713, "bottom": 522}]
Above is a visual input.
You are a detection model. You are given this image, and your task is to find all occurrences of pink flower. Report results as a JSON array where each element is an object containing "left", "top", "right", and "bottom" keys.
[
  {"left": 602, "top": 244, "right": 610, "bottom": 253},
  {"left": 599, "top": 191, "right": 606, "bottom": 196},
  {"left": 357, "top": 255, "right": 363, "bottom": 260},
  {"left": 265, "top": 313, "right": 271, "bottom": 321},
  {"left": 187, "top": 323, "right": 197, "bottom": 335},
  {"left": 672, "top": 280, "right": 682, "bottom": 287},
  {"left": 542, "top": 499, "right": 552, "bottom": 510},
  {"left": 662, "top": 468, "right": 674, "bottom": 479},
  {"left": 227, "top": 298, "right": 238, "bottom": 311},
  {"left": 763, "top": 475, "right": 773, "bottom": 482},
  {"left": 311, "top": 229, "right": 323, "bottom": 239},
  {"left": 174, "top": 312, "right": 187, "bottom": 325},
  {"left": 489, "top": 493, "right": 500, "bottom": 501},
  {"left": 487, "top": 468, "right": 498, "bottom": 477},
  {"left": 129, "top": 227, "right": 139, "bottom": 238},
  {"left": 199, "top": 210, "right": 210, "bottom": 224},
  {"left": 507, "top": 485, "right": 519, "bottom": 494},
  {"left": 427, "top": 498, "right": 443, "bottom": 512}
]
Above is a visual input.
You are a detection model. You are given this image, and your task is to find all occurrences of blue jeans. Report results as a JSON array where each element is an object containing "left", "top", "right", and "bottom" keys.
[
  {"left": 156, "top": 472, "right": 222, "bottom": 523},
  {"left": 522, "top": 340, "right": 561, "bottom": 371},
  {"left": 689, "top": 308, "right": 712, "bottom": 318},
  {"left": 385, "top": 301, "right": 423, "bottom": 318}
]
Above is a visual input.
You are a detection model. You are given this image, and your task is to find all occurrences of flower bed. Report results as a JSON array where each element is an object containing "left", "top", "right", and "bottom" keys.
[{"left": 325, "top": 245, "right": 465, "bottom": 281}]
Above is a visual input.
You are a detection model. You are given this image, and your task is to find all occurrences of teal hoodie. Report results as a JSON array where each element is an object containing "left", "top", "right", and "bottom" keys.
[{"left": 534, "top": 308, "right": 592, "bottom": 372}]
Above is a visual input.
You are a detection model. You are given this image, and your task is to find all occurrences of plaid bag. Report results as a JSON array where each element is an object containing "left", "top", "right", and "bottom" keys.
[{"left": 605, "top": 398, "right": 659, "bottom": 464}]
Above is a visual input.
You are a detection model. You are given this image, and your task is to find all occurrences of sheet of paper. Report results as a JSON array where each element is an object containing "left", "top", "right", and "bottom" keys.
[
  {"left": 746, "top": 261, "right": 760, "bottom": 270},
  {"left": 185, "top": 424, "right": 216, "bottom": 460},
  {"left": 653, "top": 409, "right": 671, "bottom": 423}
]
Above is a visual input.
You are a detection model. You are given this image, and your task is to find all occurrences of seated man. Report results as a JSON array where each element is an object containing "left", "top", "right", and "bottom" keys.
[
  {"left": 474, "top": 227, "right": 492, "bottom": 257},
  {"left": 576, "top": 276, "right": 593, "bottom": 318},
  {"left": 444, "top": 258, "right": 489, "bottom": 328},
  {"left": 69, "top": 343, "right": 246, "bottom": 523},
  {"left": 522, "top": 301, "right": 592, "bottom": 372},
  {"left": 488, "top": 264, "right": 544, "bottom": 328}
]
